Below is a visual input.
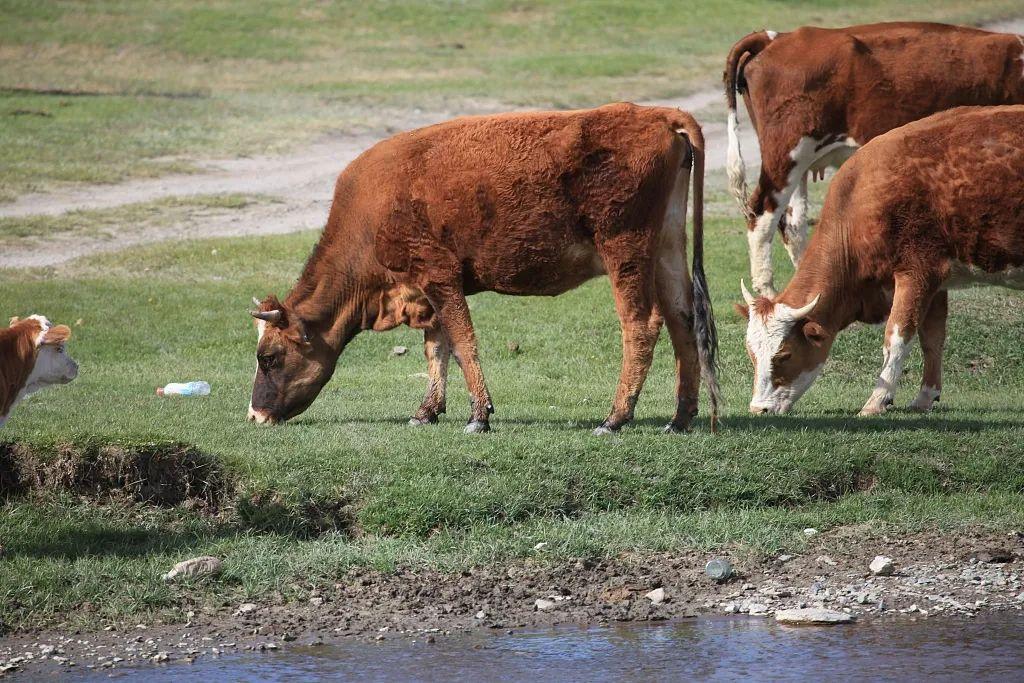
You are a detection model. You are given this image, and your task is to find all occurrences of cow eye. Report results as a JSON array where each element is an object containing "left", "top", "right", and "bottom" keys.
[
  {"left": 258, "top": 354, "right": 278, "bottom": 371},
  {"left": 774, "top": 350, "right": 792, "bottom": 362}
]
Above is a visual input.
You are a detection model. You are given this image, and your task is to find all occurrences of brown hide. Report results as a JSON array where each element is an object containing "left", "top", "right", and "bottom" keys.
[
  {"left": 0, "top": 318, "right": 42, "bottom": 420},
  {"left": 250, "top": 103, "right": 720, "bottom": 431}
]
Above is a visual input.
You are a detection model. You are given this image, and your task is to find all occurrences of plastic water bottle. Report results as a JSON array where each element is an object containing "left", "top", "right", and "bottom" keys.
[
  {"left": 705, "top": 557, "right": 733, "bottom": 582},
  {"left": 156, "top": 381, "right": 211, "bottom": 397}
]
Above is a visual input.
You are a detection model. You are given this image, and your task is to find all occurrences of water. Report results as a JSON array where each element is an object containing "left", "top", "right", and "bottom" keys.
[{"left": 66, "top": 613, "right": 1024, "bottom": 682}]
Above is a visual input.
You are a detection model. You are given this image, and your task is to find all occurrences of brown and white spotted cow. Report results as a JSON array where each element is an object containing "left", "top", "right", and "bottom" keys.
[
  {"left": 0, "top": 315, "right": 78, "bottom": 427},
  {"left": 725, "top": 22, "right": 1024, "bottom": 296},
  {"left": 737, "top": 105, "right": 1024, "bottom": 416},
  {"left": 247, "top": 103, "right": 721, "bottom": 434}
]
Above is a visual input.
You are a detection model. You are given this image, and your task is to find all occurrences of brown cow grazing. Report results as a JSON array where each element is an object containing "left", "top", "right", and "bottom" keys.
[
  {"left": 725, "top": 22, "right": 1024, "bottom": 296},
  {"left": 248, "top": 103, "right": 721, "bottom": 434},
  {"left": 737, "top": 105, "right": 1024, "bottom": 417},
  {"left": 0, "top": 315, "right": 78, "bottom": 427}
]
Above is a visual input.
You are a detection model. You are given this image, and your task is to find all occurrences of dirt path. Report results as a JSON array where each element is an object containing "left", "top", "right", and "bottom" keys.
[
  {"left": 3, "top": 17, "right": 1020, "bottom": 270},
  {"left": 0, "top": 88, "right": 756, "bottom": 269}
]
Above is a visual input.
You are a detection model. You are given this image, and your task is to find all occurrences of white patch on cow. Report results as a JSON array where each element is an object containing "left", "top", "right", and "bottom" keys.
[
  {"left": 748, "top": 210, "right": 776, "bottom": 295},
  {"left": 909, "top": 385, "right": 941, "bottom": 411},
  {"left": 247, "top": 404, "right": 273, "bottom": 424},
  {"left": 26, "top": 314, "right": 50, "bottom": 347},
  {"left": 784, "top": 175, "right": 810, "bottom": 266},
  {"left": 860, "top": 325, "right": 912, "bottom": 416},
  {"left": 745, "top": 312, "right": 823, "bottom": 414},
  {"left": 726, "top": 111, "right": 747, "bottom": 207},
  {"left": 946, "top": 261, "right": 1024, "bottom": 290},
  {"left": 766, "top": 30, "right": 778, "bottom": 40},
  {"left": 15, "top": 343, "right": 78, "bottom": 420},
  {"left": 1018, "top": 36, "right": 1024, "bottom": 77},
  {"left": 656, "top": 164, "right": 692, "bottom": 313}
]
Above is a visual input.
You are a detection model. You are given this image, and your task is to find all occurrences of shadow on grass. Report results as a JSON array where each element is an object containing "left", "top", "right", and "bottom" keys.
[{"left": 5, "top": 524, "right": 236, "bottom": 560}]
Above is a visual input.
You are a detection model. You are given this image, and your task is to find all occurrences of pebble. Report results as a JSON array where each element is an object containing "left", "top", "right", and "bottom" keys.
[
  {"left": 803, "top": 528, "right": 819, "bottom": 537},
  {"left": 722, "top": 601, "right": 740, "bottom": 614},
  {"left": 775, "top": 608, "right": 854, "bottom": 625},
  {"left": 705, "top": 558, "right": 733, "bottom": 582},
  {"left": 309, "top": 597, "right": 325, "bottom": 607},
  {"left": 870, "top": 556, "right": 896, "bottom": 576},
  {"left": 162, "top": 556, "right": 223, "bottom": 583},
  {"left": 236, "top": 603, "right": 258, "bottom": 615},
  {"left": 534, "top": 598, "right": 556, "bottom": 611},
  {"left": 392, "top": 346, "right": 408, "bottom": 356},
  {"left": 645, "top": 588, "right": 666, "bottom": 605}
]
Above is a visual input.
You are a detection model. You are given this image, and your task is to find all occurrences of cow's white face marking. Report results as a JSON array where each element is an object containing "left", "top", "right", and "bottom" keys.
[
  {"left": 748, "top": 210, "right": 777, "bottom": 295},
  {"left": 745, "top": 305, "right": 823, "bottom": 414},
  {"left": 27, "top": 314, "right": 50, "bottom": 347},
  {"left": 766, "top": 30, "right": 778, "bottom": 40},
  {"left": 24, "top": 344, "right": 78, "bottom": 396}
]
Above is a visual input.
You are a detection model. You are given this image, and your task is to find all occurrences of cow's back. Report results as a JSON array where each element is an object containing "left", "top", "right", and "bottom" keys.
[
  {"left": 744, "top": 23, "right": 1024, "bottom": 142},
  {"left": 820, "top": 106, "right": 1024, "bottom": 276},
  {"left": 345, "top": 103, "right": 689, "bottom": 294}
]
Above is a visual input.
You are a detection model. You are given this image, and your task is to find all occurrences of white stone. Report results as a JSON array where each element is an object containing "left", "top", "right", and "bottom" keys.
[
  {"left": 236, "top": 603, "right": 258, "bottom": 615},
  {"left": 722, "top": 601, "right": 740, "bottom": 614},
  {"left": 803, "top": 528, "right": 818, "bottom": 537},
  {"left": 162, "top": 556, "right": 223, "bottom": 583},
  {"left": 392, "top": 346, "right": 408, "bottom": 356},
  {"left": 645, "top": 588, "right": 666, "bottom": 605},
  {"left": 870, "top": 556, "right": 895, "bottom": 576},
  {"left": 775, "top": 608, "right": 854, "bottom": 625},
  {"left": 534, "top": 598, "right": 556, "bottom": 611}
]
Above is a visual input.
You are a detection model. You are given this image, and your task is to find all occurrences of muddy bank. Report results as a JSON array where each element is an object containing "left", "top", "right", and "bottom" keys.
[{"left": 2, "top": 525, "right": 1022, "bottom": 676}]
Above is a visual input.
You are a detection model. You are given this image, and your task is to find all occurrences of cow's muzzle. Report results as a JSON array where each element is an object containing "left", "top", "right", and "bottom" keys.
[{"left": 247, "top": 405, "right": 280, "bottom": 425}]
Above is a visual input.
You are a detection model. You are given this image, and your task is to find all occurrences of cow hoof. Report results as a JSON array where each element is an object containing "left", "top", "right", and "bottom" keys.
[
  {"left": 858, "top": 405, "right": 887, "bottom": 417},
  {"left": 592, "top": 425, "right": 618, "bottom": 436},
  {"left": 409, "top": 416, "right": 437, "bottom": 427},
  {"left": 464, "top": 420, "right": 490, "bottom": 434},
  {"left": 662, "top": 423, "right": 688, "bottom": 434}
]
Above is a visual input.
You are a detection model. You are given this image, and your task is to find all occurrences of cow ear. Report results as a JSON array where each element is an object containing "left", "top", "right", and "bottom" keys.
[
  {"left": 733, "top": 303, "right": 750, "bottom": 320},
  {"left": 42, "top": 324, "right": 72, "bottom": 346},
  {"left": 9, "top": 316, "right": 20, "bottom": 326},
  {"left": 802, "top": 321, "right": 827, "bottom": 347}
]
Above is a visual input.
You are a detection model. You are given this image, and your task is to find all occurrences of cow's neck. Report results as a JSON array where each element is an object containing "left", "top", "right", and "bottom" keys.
[
  {"left": 777, "top": 237, "right": 865, "bottom": 334},
  {"left": 285, "top": 235, "right": 388, "bottom": 354}
]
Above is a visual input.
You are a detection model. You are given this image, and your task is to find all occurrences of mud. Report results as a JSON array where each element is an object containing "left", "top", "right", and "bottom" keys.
[{"left": 2, "top": 525, "right": 1022, "bottom": 676}]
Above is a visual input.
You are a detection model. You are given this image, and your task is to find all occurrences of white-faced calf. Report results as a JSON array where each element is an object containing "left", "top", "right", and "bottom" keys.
[
  {"left": 738, "top": 105, "right": 1024, "bottom": 416},
  {"left": 0, "top": 315, "right": 78, "bottom": 426}
]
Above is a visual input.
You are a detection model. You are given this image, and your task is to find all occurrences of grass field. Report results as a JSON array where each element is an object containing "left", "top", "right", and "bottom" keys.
[
  {"left": 3, "top": 0, "right": 1024, "bottom": 633},
  {"left": 3, "top": 214, "right": 1024, "bottom": 629},
  {"left": 2, "top": 0, "right": 1022, "bottom": 200}
]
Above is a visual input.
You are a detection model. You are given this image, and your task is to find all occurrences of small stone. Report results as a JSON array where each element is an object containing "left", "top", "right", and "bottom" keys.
[
  {"left": 645, "top": 588, "right": 666, "bottom": 605},
  {"left": 777, "top": 554, "right": 794, "bottom": 563},
  {"left": 775, "top": 608, "right": 854, "bottom": 625},
  {"left": 803, "top": 528, "right": 819, "bottom": 537},
  {"left": 162, "top": 556, "right": 223, "bottom": 583},
  {"left": 535, "top": 598, "right": 556, "bottom": 611},
  {"left": 507, "top": 342, "right": 520, "bottom": 354},
  {"left": 869, "top": 556, "right": 895, "bottom": 576},
  {"left": 309, "top": 597, "right": 325, "bottom": 607},
  {"left": 746, "top": 602, "right": 770, "bottom": 616},
  {"left": 533, "top": 542, "right": 548, "bottom": 551},
  {"left": 475, "top": 610, "right": 487, "bottom": 619},
  {"left": 722, "top": 601, "right": 740, "bottom": 614},
  {"left": 236, "top": 603, "right": 258, "bottom": 615},
  {"left": 392, "top": 346, "right": 408, "bottom": 356},
  {"left": 705, "top": 558, "right": 733, "bottom": 582}
]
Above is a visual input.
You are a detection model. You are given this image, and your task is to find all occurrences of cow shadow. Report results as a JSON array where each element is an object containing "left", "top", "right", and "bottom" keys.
[{"left": 6, "top": 525, "right": 239, "bottom": 560}]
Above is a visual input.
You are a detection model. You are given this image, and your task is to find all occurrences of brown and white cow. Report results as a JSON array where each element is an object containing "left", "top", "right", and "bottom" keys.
[
  {"left": 247, "top": 103, "right": 721, "bottom": 434},
  {"left": 737, "top": 105, "right": 1024, "bottom": 416},
  {"left": 725, "top": 22, "right": 1024, "bottom": 296},
  {"left": 0, "top": 315, "right": 78, "bottom": 427}
]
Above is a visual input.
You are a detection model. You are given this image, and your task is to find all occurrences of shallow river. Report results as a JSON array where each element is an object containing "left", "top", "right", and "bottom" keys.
[{"left": 64, "top": 613, "right": 1024, "bottom": 682}]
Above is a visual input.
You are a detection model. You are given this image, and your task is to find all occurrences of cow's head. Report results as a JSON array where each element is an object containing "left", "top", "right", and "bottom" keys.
[
  {"left": 247, "top": 296, "right": 337, "bottom": 425},
  {"left": 736, "top": 282, "right": 832, "bottom": 414},
  {"left": 16, "top": 315, "right": 79, "bottom": 391}
]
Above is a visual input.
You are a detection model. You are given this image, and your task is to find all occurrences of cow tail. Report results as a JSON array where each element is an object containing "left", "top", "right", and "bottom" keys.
[
  {"left": 674, "top": 112, "right": 722, "bottom": 432},
  {"left": 724, "top": 30, "right": 773, "bottom": 217}
]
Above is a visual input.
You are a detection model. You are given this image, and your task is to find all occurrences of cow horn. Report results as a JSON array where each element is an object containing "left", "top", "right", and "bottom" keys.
[
  {"left": 252, "top": 297, "right": 262, "bottom": 307},
  {"left": 779, "top": 294, "right": 820, "bottom": 322},
  {"left": 740, "top": 279, "right": 755, "bottom": 306},
  {"left": 251, "top": 309, "right": 283, "bottom": 324}
]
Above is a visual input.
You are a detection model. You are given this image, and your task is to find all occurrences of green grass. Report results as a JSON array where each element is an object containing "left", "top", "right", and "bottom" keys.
[
  {"left": 2, "top": 215, "right": 1023, "bottom": 629},
  {"left": 2, "top": 0, "right": 1022, "bottom": 198}
]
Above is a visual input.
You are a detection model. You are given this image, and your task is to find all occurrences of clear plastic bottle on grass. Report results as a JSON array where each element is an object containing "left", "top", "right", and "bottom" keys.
[{"left": 156, "top": 381, "right": 211, "bottom": 397}]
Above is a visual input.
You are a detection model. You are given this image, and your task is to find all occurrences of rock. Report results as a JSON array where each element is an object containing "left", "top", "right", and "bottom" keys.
[
  {"left": 236, "top": 603, "right": 258, "bottom": 616},
  {"left": 775, "top": 608, "right": 854, "bottom": 625},
  {"left": 391, "top": 346, "right": 408, "bottom": 356},
  {"left": 533, "top": 542, "right": 548, "bottom": 551},
  {"left": 803, "top": 528, "right": 819, "bottom": 537},
  {"left": 777, "top": 554, "right": 794, "bottom": 564},
  {"left": 475, "top": 610, "right": 487, "bottom": 619},
  {"left": 722, "top": 601, "right": 740, "bottom": 614},
  {"left": 745, "top": 602, "right": 770, "bottom": 616},
  {"left": 705, "top": 557, "right": 733, "bottom": 582},
  {"left": 645, "top": 588, "right": 666, "bottom": 605},
  {"left": 534, "top": 598, "right": 556, "bottom": 611},
  {"left": 507, "top": 342, "right": 520, "bottom": 354},
  {"left": 870, "top": 555, "right": 895, "bottom": 576},
  {"left": 162, "top": 556, "right": 223, "bottom": 583},
  {"left": 309, "top": 596, "right": 325, "bottom": 607}
]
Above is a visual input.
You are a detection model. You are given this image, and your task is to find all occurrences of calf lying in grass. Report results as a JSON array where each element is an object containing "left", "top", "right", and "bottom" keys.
[{"left": 0, "top": 315, "right": 78, "bottom": 427}]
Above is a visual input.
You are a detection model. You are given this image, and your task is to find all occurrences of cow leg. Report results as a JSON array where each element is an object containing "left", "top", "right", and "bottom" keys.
[
  {"left": 747, "top": 166, "right": 799, "bottom": 297},
  {"left": 409, "top": 325, "right": 450, "bottom": 426},
  {"left": 860, "top": 274, "right": 935, "bottom": 416},
  {"left": 421, "top": 283, "right": 494, "bottom": 433},
  {"left": 594, "top": 259, "right": 662, "bottom": 435},
  {"left": 654, "top": 166, "right": 700, "bottom": 433},
  {"left": 909, "top": 290, "right": 947, "bottom": 412},
  {"left": 783, "top": 173, "right": 810, "bottom": 266}
]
